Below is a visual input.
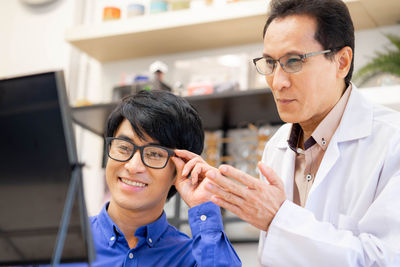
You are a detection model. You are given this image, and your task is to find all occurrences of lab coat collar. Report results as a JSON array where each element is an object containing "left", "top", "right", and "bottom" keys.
[
  {"left": 309, "top": 85, "right": 374, "bottom": 201},
  {"left": 335, "top": 84, "right": 373, "bottom": 143},
  {"left": 274, "top": 84, "right": 373, "bottom": 149}
]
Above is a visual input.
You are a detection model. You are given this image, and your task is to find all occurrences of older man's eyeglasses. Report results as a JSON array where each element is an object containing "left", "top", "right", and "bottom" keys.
[
  {"left": 105, "top": 137, "right": 175, "bottom": 169},
  {"left": 253, "top": 50, "right": 332, "bottom": 75}
]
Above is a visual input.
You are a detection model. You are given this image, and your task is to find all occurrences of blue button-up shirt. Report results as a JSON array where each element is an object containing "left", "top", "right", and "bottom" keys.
[{"left": 56, "top": 201, "right": 241, "bottom": 267}]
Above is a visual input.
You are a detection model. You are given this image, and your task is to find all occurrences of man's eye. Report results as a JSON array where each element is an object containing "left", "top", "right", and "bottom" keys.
[
  {"left": 286, "top": 57, "right": 301, "bottom": 65},
  {"left": 117, "top": 145, "right": 131, "bottom": 153},
  {"left": 265, "top": 58, "right": 275, "bottom": 66},
  {"left": 146, "top": 151, "right": 163, "bottom": 159}
]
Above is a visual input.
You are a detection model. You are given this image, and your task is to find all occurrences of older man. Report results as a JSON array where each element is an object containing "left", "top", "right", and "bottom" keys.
[{"left": 178, "top": 0, "right": 400, "bottom": 266}]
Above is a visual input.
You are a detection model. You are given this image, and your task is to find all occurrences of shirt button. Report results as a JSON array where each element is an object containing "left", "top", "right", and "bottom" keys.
[
  {"left": 148, "top": 238, "right": 153, "bottom": 243},
  {"left": 110, "top": 236, "right": 115, "bottom": 241},
  {"left": 200, "top": 215, "right": 207, "bottom": 221},
  {"left": 129, "top": 253, "right": 134, "bottom": 259},
  {"left": 322, "top": 138, "right": 327, "bottom": 146},
  {"left": 306, "top": 174, "right": 313, "bottom": 181}
]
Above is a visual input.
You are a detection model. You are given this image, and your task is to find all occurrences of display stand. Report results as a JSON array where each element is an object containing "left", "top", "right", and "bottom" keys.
[
  {"left": 51, "top": 163, "right": 94, "bottom": 266},
  {"left": 0, "top": 71, "right": 95, "bottom": 266}
]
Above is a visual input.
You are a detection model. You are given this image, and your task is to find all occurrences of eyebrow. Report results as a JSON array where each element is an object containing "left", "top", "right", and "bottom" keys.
[
  {"left": 115, "top": 134, "right": 160, "bottom": 146},
  {"left": 115, "top": 134, "right": 133, "bottom": 142},
  {"left": 262, "top": 50, "right": 305, "bottom": 58}
]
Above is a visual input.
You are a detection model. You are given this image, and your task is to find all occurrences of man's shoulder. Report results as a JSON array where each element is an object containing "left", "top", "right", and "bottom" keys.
[
  {"left": 371, "top": 103, "right": 400, "bottom": 131},
  {"left": 351, "top": 86, "right": 400, "bottom": 130}
]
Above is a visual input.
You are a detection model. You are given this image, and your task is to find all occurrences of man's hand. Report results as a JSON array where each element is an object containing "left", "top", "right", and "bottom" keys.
[
  {"left": 205, "top": 162, "right": 286, "bottom": 231},
  {"left": 171, "top": 149, "right": 219, "bottom": 208}
]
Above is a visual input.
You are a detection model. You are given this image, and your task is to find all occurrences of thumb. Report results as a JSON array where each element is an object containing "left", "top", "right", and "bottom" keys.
[
  {"left": 171, "top": 156, "right": 186, "bottom": 185},
  {"left": 258, "top": 162, "right": 283, "bottom": 189}
]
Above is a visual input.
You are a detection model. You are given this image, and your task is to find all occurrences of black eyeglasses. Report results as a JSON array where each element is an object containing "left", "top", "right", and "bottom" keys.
[
  {"left": 253, "top": 49, "right": 332, "bottom": 75},
  {"left": 105, "top": 137, "right": 175, "bottom": 169}
]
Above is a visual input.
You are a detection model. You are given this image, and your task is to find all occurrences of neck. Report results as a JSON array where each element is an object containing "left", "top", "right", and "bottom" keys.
[
  {"left": 299, "top": 118, "right": 321, "bottom": 148},
  {"left": 299, "top": 82, "right": 347, "bottom": 147},
  {"left": 107, "top": 200, "right": 164, "bottom": 248}
]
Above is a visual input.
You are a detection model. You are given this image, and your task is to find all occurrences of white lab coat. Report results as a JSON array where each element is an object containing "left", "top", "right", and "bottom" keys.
[{"left": 258, "top": 87, "right": 400, "bottom": 267}]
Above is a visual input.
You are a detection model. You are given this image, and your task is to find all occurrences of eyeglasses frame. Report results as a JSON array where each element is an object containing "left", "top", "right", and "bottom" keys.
[
  {"left": 105, "top": 137, "right": 175, "bottom": 169},
  {"left": 252, "top": 49, "right": 332, "bottom": 75}
]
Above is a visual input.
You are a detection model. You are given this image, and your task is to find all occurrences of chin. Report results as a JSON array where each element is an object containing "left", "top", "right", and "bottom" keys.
[{"left": 278, "top": 112, "right": 301, "bottom": 124}]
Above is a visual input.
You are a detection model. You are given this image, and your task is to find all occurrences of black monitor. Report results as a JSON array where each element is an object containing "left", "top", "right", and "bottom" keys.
[{"left": 0, "top": 71, "right": 94, "bottom": 265}]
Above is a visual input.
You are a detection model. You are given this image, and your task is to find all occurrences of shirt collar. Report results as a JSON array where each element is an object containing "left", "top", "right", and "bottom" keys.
[
  {"left": 97, "top": 202, "right": 123, "bottom": 247},
  {"left": 97, "top": 202, "right": 169, "bottom": 248},
  {"left": 287, "top": 123, "right": 317, "bottom": 153},
  {"left": 134, "top": 211, "right": 169, "bottom": 248},
  {"left": 312, "top": 84, "right": 352, "bottom": 150},
  {"left": 287, "top": 84, "right": 352, "bottom": 152}
]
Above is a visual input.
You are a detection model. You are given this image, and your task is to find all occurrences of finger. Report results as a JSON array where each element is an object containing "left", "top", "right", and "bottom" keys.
[
  {"left": 191, "top": 164, "right": 203, "bottom": 185},
  {"left": 218, "top": 164, "right": 259, "bottom": 189},
  {"left": 182, "top": 157, "right": 205, "bottom": 177},
  {"left": 174, "top": 149, "right": 201, "bottom": 162},
  {"left": 206, "top": 182, "right": 245, "bottom": 207},
  {"left": 257, "top": 162, "right": 284, "bottom": 189},
  {"left": 191, "top": 163, "right": 216, "bottom": 185},
  {"left": 206, "top": 170, "right": 248, "bottom": 198},
  {"left": 210, "top": 195, "right": 242, "bottom": 218}
]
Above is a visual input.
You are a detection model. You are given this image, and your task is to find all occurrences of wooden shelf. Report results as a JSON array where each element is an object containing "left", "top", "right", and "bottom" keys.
[
  {"left": 71, "top": 89, "right": 282, "bottom": 136},
  {"left": 66, "top": 1, "right": 268, "bottom": 62},
  {"left": 66, "top": 0, "right": 400, "bottom": 62}
]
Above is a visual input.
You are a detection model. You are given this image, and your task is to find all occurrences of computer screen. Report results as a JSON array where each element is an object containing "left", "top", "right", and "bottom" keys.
[{"left": 0, "top": 71, "right": 93, "bottom": 265}]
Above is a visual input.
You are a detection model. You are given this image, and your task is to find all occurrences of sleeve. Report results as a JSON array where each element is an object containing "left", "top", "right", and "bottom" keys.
[
  {"left": 188, "top": 201, "right": 242, "bottom": 267},
  {"left": 257, "top": 124, "right": 400, "bottom": 267},
  {"left": 258, "top": 172, "right": 400, "bottom": 267}
]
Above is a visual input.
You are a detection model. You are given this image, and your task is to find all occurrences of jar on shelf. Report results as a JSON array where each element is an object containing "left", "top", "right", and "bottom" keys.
[
  {"left": 127, "top": 2, "right": 146, "bottom": 17},
  {"left": 103, "top": 6, "right": 121, "bottom": 21},
  {"left": 150, "top": 0, "right": 168, "bottom": 13},
  {"left": 169, "top": 0, "right": 190, "bottom": 11}
]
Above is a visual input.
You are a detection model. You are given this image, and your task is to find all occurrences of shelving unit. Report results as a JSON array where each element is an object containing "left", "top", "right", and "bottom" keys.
[
  {"left": 71, "top": 88, "right": 282, "bottom": 136},
  {"left": 65, "top": 0, "right": 400, "bottom": 62}
]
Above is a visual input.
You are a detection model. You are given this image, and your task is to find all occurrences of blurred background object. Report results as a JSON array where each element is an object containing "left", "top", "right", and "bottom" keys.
[
  {"left": 149, "top": 60, "right": 172, "bottom": 91},
  {"left": 354, "top": 34, "right": 400, "bottom": 88},
  {"left": 102, "top": 6, "right": 121, "bottom": 20}
]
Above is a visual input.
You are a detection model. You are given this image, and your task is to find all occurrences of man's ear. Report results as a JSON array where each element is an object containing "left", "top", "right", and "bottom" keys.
[{"left": 336, "top": 46, "right": 353, "bottom": 79}]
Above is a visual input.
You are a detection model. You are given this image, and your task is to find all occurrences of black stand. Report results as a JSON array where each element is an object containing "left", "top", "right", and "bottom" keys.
[{"left": 51, "top": 163, "right": 94, "bottom": 266}]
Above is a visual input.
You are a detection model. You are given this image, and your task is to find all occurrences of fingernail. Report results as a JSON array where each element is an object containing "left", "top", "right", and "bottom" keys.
[
  {"left": 208, "top": 171, "right": 215, "bottom": 178},
  {"left": 220, "top": 166, "right": 227, "bottom": 173},
  {"left": 206, "top": 183, "right": 213, "bottom": 190}
]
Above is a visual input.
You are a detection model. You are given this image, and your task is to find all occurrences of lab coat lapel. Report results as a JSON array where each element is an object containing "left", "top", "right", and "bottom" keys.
[
  {"left": 276, "top": 127, "right": 296, "bottom": 202},
  {"left": 308, "top": 86, "right": 373, "bottom": 197},
  {"left": 281, "top": 148, "right": 296, "bottom": 201}
]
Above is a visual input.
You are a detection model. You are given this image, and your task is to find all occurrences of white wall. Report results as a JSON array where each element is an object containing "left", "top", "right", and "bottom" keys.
[
  {"left": 0, "top": 0, "right": 106, "bottom": 216},
  {"left": 0, "top": 0, "right": 75, "bottom": 80}
]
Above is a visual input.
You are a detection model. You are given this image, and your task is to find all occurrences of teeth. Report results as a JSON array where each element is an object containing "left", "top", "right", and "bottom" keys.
[{"left": 121, "top": 178, "right": 146, "bottom": 187}]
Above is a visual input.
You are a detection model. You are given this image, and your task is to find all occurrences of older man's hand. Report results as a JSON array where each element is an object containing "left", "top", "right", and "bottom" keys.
[{"left": 205, "top": 162, "right": 286, "bottom": 231}]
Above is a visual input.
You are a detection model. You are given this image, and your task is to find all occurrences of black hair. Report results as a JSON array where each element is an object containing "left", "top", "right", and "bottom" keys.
[
  {"left": 263, "top": 0, "right": 355, "bottom": 86},
  {"left": 105, "top": 90, "right": 204, "bottom": 200}
]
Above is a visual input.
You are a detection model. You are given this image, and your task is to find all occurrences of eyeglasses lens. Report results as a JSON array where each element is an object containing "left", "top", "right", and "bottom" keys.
[{"left": 108, "top": 138, "right": 170, "bottom": 168}]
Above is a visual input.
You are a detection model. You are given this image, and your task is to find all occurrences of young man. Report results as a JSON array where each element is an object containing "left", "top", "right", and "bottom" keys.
[
  {"left": 179, "top": 0, "right": 400, "bottom": 266},
  {"left": 73, "top": 90, "right": 240, "bottom": 266}
]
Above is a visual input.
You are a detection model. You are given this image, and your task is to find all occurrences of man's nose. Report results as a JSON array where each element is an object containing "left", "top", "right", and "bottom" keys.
[
  {"left": 271, "top": 63, "right": 291, "bottom": 91},
  {"left": 124, "top": 150, "right": 146, "bottom": 172}
]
